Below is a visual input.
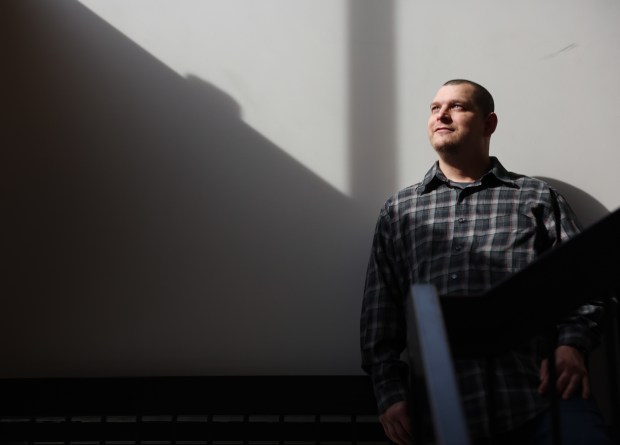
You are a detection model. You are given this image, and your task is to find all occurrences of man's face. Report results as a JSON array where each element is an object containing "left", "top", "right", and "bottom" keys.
[{"left": 427, "top": 83, "right": 489, "bottom": 155}]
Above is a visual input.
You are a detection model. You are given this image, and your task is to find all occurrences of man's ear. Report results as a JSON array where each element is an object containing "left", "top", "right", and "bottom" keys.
[{"left": 484, "top": 112, "right": 498, "bottom": 137}]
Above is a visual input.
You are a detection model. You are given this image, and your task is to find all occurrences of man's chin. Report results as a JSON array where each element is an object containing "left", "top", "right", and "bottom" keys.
[{"left": 432, "top": 144, "right": 457, "bottom": 155}]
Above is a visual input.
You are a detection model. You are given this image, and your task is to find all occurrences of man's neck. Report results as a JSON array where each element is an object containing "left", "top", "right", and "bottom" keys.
[{"left": 438, "top": 155, "right": 492, "bottom": 183}]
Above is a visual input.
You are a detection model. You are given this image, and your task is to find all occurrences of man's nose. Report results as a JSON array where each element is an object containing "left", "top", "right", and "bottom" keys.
[{"left": 436, "top": 107, "right": 451, "bottom": 121}]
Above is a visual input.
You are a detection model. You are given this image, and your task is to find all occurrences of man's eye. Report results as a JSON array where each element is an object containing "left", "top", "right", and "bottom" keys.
[{"left": 452, "top": 104, "right": 464, "bottom": 109}]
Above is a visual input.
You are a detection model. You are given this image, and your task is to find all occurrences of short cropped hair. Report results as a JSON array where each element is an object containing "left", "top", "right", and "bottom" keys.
[{"left": 443, "top": 79, "right": 494, "bottom": 116}]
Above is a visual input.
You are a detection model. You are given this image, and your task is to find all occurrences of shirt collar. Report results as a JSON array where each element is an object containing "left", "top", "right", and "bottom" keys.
[{"left": 416, "top": 156, "right": 519, "bottom": 195}]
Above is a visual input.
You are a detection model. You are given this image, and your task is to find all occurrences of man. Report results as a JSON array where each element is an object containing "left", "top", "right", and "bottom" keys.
[{"left": 360, "top": 80, "right": 611, "bottom": 444}]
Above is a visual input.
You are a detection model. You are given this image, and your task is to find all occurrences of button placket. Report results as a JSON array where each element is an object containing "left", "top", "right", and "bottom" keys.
[{"left": 450, "top": 199, "right": 468, "bottom": 282}]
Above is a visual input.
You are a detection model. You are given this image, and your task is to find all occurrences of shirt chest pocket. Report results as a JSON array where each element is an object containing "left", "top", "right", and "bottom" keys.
[{"left": 471, "top": 214, "right": 537, "bottom": 273}]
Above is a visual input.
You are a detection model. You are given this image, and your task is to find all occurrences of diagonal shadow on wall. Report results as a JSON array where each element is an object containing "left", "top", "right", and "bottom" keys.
[{"left": 1, "top": 0, "right": 376, "bottom": 377}]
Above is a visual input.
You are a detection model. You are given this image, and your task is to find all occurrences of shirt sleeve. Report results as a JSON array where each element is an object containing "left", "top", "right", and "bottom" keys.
[
  {"left": 360, "top": 205, "right": 410, "bottom": 413},
  {"left": 548, "top": 189, "right": 605, "bottom": 353}
]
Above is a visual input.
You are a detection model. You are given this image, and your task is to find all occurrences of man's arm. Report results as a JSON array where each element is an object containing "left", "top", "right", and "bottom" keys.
[
  {"left": 538, "top": 189, "right": 606, "bottom": 399},
  {"left": 360, "top": 206, "right": 413, "bottom": 443}
]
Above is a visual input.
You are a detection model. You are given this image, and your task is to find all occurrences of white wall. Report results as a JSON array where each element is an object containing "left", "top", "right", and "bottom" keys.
[{"left": 2, "top": 0, "right": 619, "bottom": 378}]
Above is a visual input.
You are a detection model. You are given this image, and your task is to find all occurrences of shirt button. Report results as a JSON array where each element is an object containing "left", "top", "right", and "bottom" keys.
[
  {"left": 454, "top": 244, "right": 462, "bottom": 251},
  {"left": 450, "top": 273, "right": 458, "bottom": 280},
  {"left": 458, "top": 218, "right": 465, "bottom": 223}
]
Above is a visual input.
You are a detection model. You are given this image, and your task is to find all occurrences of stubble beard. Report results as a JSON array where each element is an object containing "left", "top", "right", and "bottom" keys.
[{"left": 432, "top": 140, "right": 461, "bottom": 158}]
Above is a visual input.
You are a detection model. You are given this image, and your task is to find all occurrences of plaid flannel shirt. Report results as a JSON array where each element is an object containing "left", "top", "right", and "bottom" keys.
[{"left": 360, "top": 157, "right": 604, "bottom": 438}]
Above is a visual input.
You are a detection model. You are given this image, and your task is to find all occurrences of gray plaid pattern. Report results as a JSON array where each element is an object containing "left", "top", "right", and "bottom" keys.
[{"left": 360, "top": 157, "right": 603, "bottom": 438}]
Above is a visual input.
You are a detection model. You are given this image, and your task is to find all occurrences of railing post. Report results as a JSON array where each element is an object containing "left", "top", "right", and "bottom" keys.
[{"left": 406, "top": 284, "right": 471, "bottom": 445}]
